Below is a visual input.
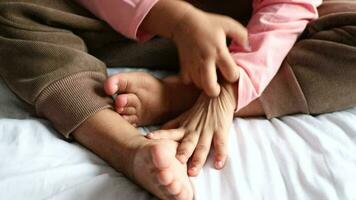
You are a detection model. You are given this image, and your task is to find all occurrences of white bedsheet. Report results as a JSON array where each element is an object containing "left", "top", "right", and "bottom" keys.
[{"left": 1, "top": 69, "right": 356, "bottom": 200}]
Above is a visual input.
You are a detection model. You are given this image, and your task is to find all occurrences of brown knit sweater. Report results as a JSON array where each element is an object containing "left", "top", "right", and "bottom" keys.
[
  {"left": 1, "top": 0, "right": 356, "bottom": 138},
  {"left": 0, "top": 0, "right": 185, "bottom": 137}
]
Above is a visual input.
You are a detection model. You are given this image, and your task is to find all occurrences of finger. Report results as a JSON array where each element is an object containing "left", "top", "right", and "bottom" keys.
[
  {"left": 161, "top": 114, "right": 184, "bottom": 130},
  {"left": 201, "top": 60, "right": 220, "bottom": 97},
  {"left": 176, "top": 131, "right": 200, "bottom": 163},
  {"left": 122, "top": 115, "right": 138, "bottom": 125},
  {"left": 216, "top": 48, "right": 240, "bottom": 83},
  {"left": 181, "top": 71, "right": 192, "bottom": 85},
  {"left": 190, "top": 67, "right": 202, "bottom": 90},
  {"left": 188, "top": 132, "right": 213, "bottom": 176},
  {"left": 146, "top": 129, "right": 186, "bottom": 141},
  {"left": 213, "top": 129, "right": 229, "bottom": 169},
  {"left": 222, "top": 17, "right": 249, "bottom": 49},
  {"left": 180, "top": 56, "right": 192, "bottom": 85}
]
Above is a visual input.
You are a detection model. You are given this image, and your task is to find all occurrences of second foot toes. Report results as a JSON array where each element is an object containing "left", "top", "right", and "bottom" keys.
[
  {"left": 122, "top": 115, "right": 139, "bottom": 125},
  {"left": 117, "top": 107, "right": 137, "bottom": 115},
  {"left": 133, "top": 140, "right": 194, "bottom": 200},
  {"left": 115, "top": 93, "right": 139, "bottom": 110},
  {"left": 159, "top": 180, "right": 193, "bottom": 200}
]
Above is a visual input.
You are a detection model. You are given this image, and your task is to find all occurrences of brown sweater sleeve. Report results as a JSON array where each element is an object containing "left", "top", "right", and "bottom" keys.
[
  {"left": 0, "top": 0, "right": 115, "bottom": 138},
  {"left": 36, "top": 72, "right": 112, "bottom": 137}
]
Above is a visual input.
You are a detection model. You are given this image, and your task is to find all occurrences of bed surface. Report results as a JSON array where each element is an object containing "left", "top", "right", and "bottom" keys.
[{"left": 1, "top": 69, "right": 356, "bottom": 200}]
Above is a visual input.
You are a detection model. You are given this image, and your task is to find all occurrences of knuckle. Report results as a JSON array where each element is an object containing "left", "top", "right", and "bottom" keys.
[
  {"left": 177, "top": 148, "right": 189, "bottom": 156},
  {"left": 224, "top": 16, "right": 236, "bottom": 25},
  {"left": 192, "top": 155, "right": 205, "bottom": 164},
  {"left": 199, "top": 50, "right": 213, "bottom": 61},
  {"left": 195, "top": 144, "right": 208, "bottom": 153},
  {"left": 215, "top": 140, "right": 226, "bottom": 148},
  {"left": 183, "top": 137, "right": 197, "bottom": 146}
]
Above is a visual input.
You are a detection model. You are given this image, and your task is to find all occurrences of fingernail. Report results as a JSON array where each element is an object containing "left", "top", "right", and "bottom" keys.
[
  {"left": 215, "top": 160, "right": 224, "bottom": 169},
  {"left": 118, "top": 107, "right": 124, "bottom": 112},
  {"left": 146, "top": 133, "right": 154, "bottom": 138}
]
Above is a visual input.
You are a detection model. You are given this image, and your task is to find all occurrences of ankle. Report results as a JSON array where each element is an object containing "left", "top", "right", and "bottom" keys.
[{"left": 73, "top": 109, "right": 149, "bottom": 180}]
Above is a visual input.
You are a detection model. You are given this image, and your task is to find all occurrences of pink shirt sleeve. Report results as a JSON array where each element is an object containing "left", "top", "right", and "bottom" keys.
[
  {"left": 75, "top": 0, "right": 158, "bottom": 40},
  {"left": 229, "top": 0, "right": 322, "bottom": 111}
]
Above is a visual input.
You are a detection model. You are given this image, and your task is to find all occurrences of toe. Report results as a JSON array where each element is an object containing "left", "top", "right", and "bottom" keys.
[
  {"left": 115, "top": 93, "right": 139, "bottom": 109},
  {"left": 157, "top": 169, "right": 174, "bottom": 186},
  {"left": 122, "top": 115, "right": 138, "bottom": 124},
  {"left": 151, "top": 142, "right": 176, "bottom": 169},
  {"left": 175, "top": 186, "right": 192, "bottom": 200},
  {"left": 105, "top": 72, "right": 150, "bottom": 95},
  {"left": 118, "top": 107, "right": 136, "bottom": 115},
  {"left": 115, "top": 94, "right": 128, "bottom": 108},
  {"left": 167, "top": 180, "right": 182, "bottom": 195},
  {"left": 104, "top": 73, "right": 129, "bottom": 95}
]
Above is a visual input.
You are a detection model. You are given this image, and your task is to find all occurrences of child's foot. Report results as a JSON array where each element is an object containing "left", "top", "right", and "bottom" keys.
[
  {"left": 74, "top": 109, "right": 193, "bottom": 200},
  {"left": 104, "top": 72, "right": 199, "bottom": 126},
  {"left": 131, "top": 139, "right": 193, "bottom": 200}
]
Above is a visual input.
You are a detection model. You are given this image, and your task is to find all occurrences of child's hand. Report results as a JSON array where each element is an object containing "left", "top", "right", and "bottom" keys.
[
  {"left": 172, "top": 9, "right": 248, "bottom": 97},
  {"left": 147, "top": 81, "right": 237, "bottom": 176}
]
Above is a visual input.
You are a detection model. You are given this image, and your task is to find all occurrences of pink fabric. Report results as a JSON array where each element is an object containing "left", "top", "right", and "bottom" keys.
[
  {"left": 75, "top": 0, "right": 158, "bottom": 40},
  {"left": 230, "top": 0, "right": 322, "bottom": 111}
]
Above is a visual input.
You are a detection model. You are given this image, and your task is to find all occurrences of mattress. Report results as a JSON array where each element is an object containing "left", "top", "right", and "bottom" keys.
[{"left": 1, "top": 68, "right": 356, "bottom": 200}]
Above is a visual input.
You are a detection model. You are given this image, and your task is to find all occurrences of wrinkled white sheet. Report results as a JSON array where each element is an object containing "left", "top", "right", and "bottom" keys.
[{"left": 1, "top": 69, "right": 356, "bottom": 200}]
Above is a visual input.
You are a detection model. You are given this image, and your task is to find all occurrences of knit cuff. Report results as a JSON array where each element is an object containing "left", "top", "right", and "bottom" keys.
[{"left": 35, "top": 71, "right": 113, "bottom": 138}]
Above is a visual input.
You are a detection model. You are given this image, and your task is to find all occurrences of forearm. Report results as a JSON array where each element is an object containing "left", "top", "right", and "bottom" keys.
[
  {"left": 139, "top": 0, "right": 195, "bottom": 39},
  {"left": 230, "top": 0, "right": 322, "bottom": 111},
  {"left": 75, "top": 0, "right": 159, "bottom": 40}
]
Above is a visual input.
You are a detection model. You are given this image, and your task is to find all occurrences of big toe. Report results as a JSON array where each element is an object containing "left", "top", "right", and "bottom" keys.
[
  {"left": 104, "top": 72, "right": 150, "bottom": 95},
  {"left": 104, "top": 74, "right": 124, "bottom": 95},
  {"left": 103, "top": 73, "right": 132, "bottom": 95},
  {"left": 115, "top": 93, "right": 139, "bottom": 110}
]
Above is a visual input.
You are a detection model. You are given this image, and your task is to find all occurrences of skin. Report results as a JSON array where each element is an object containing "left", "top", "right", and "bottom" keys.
[
  {"left": 148, "top": 81, "right": 237, "bottom": 176},
  {"left": 104, "top": 73, "right": 200, "bottom": 126},
  {"left": 104, "top": 72, "right": 265, "bottom": 176},
  {"left": 140, "top": 0, "right": 248, "bottom": 97},
  {"left": 71, "top": 1, "right": 251, "bottom": 199},
  {"left": 73, "top": 109, "right": 194, "bottom": 200}
]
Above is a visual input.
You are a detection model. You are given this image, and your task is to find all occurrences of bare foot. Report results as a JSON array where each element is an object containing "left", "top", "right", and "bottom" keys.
[
  {"left": 132, "top": 139, "right": 194, "bottom": 200},
  {"left": 104, "top": 72, "right": 199, "bottom": 126},
  {"left": 74, "top": 109, "right": 193, "bottom": 200}
]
